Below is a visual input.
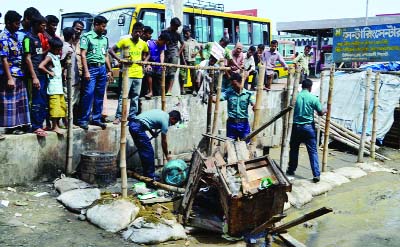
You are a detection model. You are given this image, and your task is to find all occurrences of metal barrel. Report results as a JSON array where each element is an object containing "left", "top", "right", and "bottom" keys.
[{"left": 78, "top": 151, "right": 117, "bottom": 187}]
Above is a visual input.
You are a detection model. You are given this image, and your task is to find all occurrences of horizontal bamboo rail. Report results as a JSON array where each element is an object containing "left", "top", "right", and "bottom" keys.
[{"left": 128, "top": 60, "right": 231, "bottom": 71}]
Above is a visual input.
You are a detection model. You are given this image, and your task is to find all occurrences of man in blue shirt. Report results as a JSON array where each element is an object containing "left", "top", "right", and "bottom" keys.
[
  {"left": 220, "top": 73, "right": 255, "bottom": 141},
  {"left": 287, "top": 79, "right": 326, "bottom": 183},
  {"left": 128, "top": 109, "right": 181, "bottom": 179}
]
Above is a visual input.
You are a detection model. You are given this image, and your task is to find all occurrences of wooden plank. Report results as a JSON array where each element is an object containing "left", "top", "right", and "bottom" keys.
[
  {"left": 250, "top": 214, "right": 286, "bottom": 235},
  {"left": 235, "top": 141, "right": 251, "bottom": 161},
  {"left": 225, "top": 141, "right": 238, "bottom": 164},
  {"left": 237, "top": 161, "right": 251, "bottom": 194},
  {"left": 278, "top": 233, "right": 307, "bottom": 247},
  {"left": 179, "top": 149, "right": 205, "bottom": 224}
]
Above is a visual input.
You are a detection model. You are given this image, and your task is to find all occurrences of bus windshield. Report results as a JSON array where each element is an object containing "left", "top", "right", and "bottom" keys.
[{"left": 101, "top": 8, "right": 135, "bottom": 46}]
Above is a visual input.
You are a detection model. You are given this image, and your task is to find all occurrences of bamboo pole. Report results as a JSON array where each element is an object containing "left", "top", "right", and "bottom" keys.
[
  {"left": 206, "top": 70, "right": 215, "bottom": 134},
  {"left": 211, "top": 60, "right": 224, "bottom": 135},
  {"left": 161, "top": 66, "right": 166, "bottom": 111},
  {"left": 279, "top": 66, "right": 294, "bottom": 167},
  {"left": 128, "top": 171, "right": 185, "bottom": 193},
  {"left": 316, "top": 71, "right": 325, "bottom": 147},
  {"left": 127, "top": 60, "right": 230, "bottom": 71},
  {"left": 322, "top": 65, "right": 335, "bottom": 172},
  {"left": 65, "top": 54, "right": 73, "bottom": 175},
  {"left": 370, "top": 72, "right": 380, "bottom": 159},
  {"left": 280, "top": 67, "right": 301, "bottom": 172},
  {"left": 252, "top": 65, "right": 266, "bottom": 144},
  {"left": 358, "top": 68, "right": 372, "bottom": 162},
  {"left": 119, "top": 47, "right": 130, "bottom": 198}
]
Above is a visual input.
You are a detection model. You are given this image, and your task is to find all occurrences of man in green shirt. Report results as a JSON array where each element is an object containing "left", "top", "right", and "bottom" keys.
[
  {"left": 287, "top": 79, "right": 325, "bottom": 182},
  {"left": 219, "top": 73, "right": 255, "bottom": 141},
  {"left": 78, "top": 15, "right": 113, "bottom": 130},
  {"left": 128, "top": 109, "right": 181, "bottom": 179}
]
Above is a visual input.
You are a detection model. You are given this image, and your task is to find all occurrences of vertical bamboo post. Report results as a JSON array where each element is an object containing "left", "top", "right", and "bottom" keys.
[
  {"left": 370, "top": 72, "right": 380, "bottom": 159},
  {"left": 161, "top": 66, "right": 166, "bottom": 111},
  {"left": 322, "top": 65, "right": 335, "bottom": 171},
  {"left": 316, "top": 71, "right": 325, "bottom": 147},
  {"left": 119, "top": 47, "right": 130, "bottom": 198},
  {"left": 206, "top": 70, "right": 215, "bottom": 155},
  {"left": 358, "top": 68, "right": 372, "bottom": 162},
  {"left": 279, "top": 66, "right": 294, "bottom": 167},
  {"left": 280, "top": 67, "right": 301, "bottom": 172},
  {"left": 252, "top": 65, "right": 266, "bottom": 144},
  {"left": 206, "top": 70, "right": 215, "bottom": 134},
  {"left": 212, "top": 61, "right": 224, "bottom": 135},
  {"left": 65, "top": 54, "right": 73, "bottom": 175}
]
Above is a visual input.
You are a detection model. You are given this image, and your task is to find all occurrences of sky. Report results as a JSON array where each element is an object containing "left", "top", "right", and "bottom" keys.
[{"left": 1, "top": 0, "right": 400, "bottom": 32}]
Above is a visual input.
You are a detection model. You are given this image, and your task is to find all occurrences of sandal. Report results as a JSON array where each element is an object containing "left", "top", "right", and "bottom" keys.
[
  {"left": 165, "top": 92, "right": 172, "bottom": 96},
  {"left": 144, "top": 93, "right": 153, "bottom": 100},
  {"left": 12, "top": 129, "right": 25, "bottom": 135},
  {"left": 33, "top": 128, "right": 48, "bottom": 137},
  {"left": 113, "top": 118, "right": 121, "bottom": 125},
  {"left": 53, "top": 129, "right": 65, "bottom": 135}
]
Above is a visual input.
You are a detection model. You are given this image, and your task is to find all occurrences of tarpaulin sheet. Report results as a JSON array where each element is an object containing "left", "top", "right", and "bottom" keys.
[{"left": 316, "top": 71, "right": 400, "bottom": 141}]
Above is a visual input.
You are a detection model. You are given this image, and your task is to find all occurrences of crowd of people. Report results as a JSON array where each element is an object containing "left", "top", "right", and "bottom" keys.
[{"left": 1, "top": 7, "right": 320, "bottom": 181}]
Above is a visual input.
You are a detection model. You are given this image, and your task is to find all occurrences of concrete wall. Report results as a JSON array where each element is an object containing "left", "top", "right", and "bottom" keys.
[{"left": 0, "top": 90, "right": 285, "bottom": 186}]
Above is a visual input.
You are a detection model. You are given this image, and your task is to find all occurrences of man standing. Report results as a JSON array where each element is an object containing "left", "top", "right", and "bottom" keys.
[
  {"left": 261, "top": 40, "right": 288, "bottom": 90},
  {"left": 180, "top": 26, "right": 200, "bottom": 95},
  {"left": 243, "top": 46, "right": 256, "bottom": 90},
  {"left": 0, "top": 10, "right": 31, "bottom": 137},
  {"left": 109, "top": 22, "right": 149, "bottom": 124},
  {"left": 161, "top": 17, "right": 184, "bottom": 96},
  {"left": 78, "top": 15, "right": 113, "bottom": 130},
  {"left": 218, "top": 73, "right": 255, "bottom": 141},
  {"left": 128, "top": 109, "right": 181, "bottom": 180},
  {"left": 287, "top": 79, "right": 326, "bottom": 183},
  {"left": 293, "top": 45, "right": 312, "bottom": 81}
]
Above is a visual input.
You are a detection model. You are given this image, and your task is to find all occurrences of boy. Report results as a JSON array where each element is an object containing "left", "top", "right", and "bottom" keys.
[
  {"left": 23, "top": 15, "right": 48, "bottom": 137},
  {"left": 144, "top": 32, "right": 169, "bottom": 98},
  {"left": 39, "top": 37, "right": 66, "bottom": 134}
]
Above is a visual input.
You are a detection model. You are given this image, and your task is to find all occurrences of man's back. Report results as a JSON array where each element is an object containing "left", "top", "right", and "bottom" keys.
[{"left": 293, "top": 89, "right": 322, "bottom": 124}]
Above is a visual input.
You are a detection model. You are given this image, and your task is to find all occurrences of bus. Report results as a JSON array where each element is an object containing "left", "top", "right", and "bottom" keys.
[{"left": 61, "top": 2, "right": 273, "bottom": 89}]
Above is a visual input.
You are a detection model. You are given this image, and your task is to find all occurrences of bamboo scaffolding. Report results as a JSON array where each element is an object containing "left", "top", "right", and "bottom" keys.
[
  {"left": 119, "top": 47, "right": 130, "bottom": 198},
  {"left": 161, "top": 66, "right": 166, "bottom": 111},
  {"left": 279, "top": 67, "right": 294, "bottom": 167},
  {"left": 322, "top": 65, "right": 335, "bottom": 172},
  {"left": 358, "top": 68, "right": 372, "bottom": 163},
  {"left": 211, "top": 60, "right": 225, "bottom": 136},
  {"left": 252, "top": 65, "right": 266, "bottom": 144},
  {"left": 316, "top": 71, "right": 325, "bottom": 147},
  {"left": 65, "top": 54, "right": 73, "bottom": 175},
  {"left": 280, "top": 67, "right": 301, "bottom": 172},
  {"left": 370, "top": 72, "right": 380, "bottom": 159},
  {"left": 129, "top": 60, "right": 230, "bottom": 71}
]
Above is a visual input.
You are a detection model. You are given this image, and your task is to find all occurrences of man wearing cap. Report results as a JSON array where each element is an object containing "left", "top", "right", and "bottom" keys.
[{"left": 128, "top": 109, "right": 181, "bottom": 180}]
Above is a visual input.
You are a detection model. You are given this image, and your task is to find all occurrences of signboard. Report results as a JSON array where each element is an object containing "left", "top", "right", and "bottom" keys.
[{"left": 333, "top": 24, "right": 400, "bottom": 62}]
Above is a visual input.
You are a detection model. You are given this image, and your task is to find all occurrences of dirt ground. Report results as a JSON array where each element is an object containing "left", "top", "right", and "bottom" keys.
[{"left": 0, "top": 144, "right": 399, "bottom": 247}]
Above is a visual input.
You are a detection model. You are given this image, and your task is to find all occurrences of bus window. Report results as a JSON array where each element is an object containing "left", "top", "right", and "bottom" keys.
[
  {"left": 252, "top": 23, "right": 262, "bottom": 45},
  {"left": 101, "top": 8, "right": 134, "bottom": 46},
  {"left": 223, "top": 19, "right": 234, "bottom": 43},
  {"left": 195, "top": 16, "right": 209, "bottom": 43},
  {"left": 263, "top": 24, "right": 269, "bottom": 45},
  {"left": 239, "top": 21, "right": 250, "bottom": 45},
  {"left": 141, "top": 11, "right": 161, "bottom": 36},
  {"left": 211, "top": 17, "right": 223, "bottom": 42}
]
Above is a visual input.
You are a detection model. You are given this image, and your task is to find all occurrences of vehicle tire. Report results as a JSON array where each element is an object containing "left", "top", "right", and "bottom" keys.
[{"left": 272, "top": 71, "right": 279, "bottom": 84}]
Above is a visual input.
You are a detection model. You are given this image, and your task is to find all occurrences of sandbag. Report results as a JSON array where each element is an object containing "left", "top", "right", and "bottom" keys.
[
  {"left": 287, "top": 185, "right": 313, "bottom": 208},
  {"left": 122, "top": 217, "right": 187, "bottom": 244},
  {"left": 57, "top": 188, "right": 100, "bottom": 212},
  {"left": 333, "top": 167, "right": 367, "bottom": 179},
  {"left": 292, "top": 179, "right": 333, "bottom": 196},
  {"left": 86, "top": 200, "right": 139, "bottom": 233},
  {"left": 320, "top": 172, "right": 350, "bottom": 187},
  {"left": 356, "top": 162, "right": 396, "bottom": 173},
  {"left": 54, "top": 177, "right": 92, "bottom": 194}
]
